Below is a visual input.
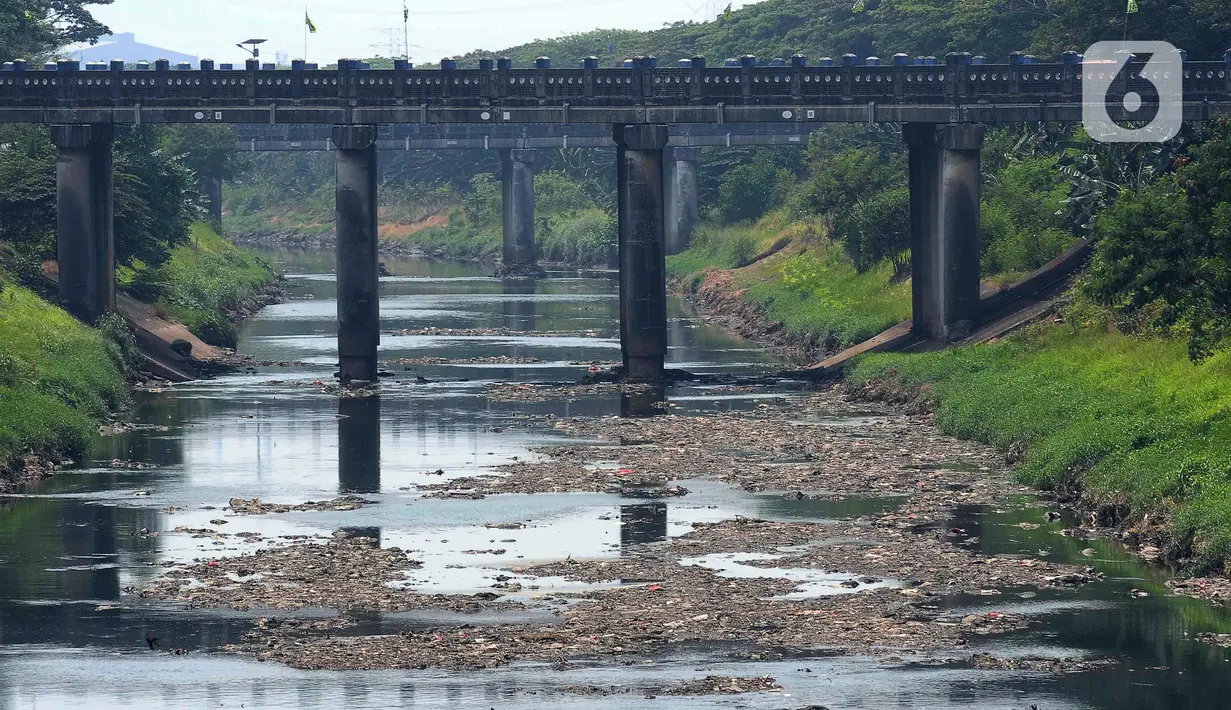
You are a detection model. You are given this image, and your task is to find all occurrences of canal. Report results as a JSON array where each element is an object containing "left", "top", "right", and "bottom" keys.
[{"left": 1, "top": 251, "right": 1229, "bottom": 708}]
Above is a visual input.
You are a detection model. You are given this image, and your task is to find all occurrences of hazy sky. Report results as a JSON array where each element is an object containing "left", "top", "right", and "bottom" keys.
[{"left": 85, "top": 0, "right": 758, "bottom": 66}]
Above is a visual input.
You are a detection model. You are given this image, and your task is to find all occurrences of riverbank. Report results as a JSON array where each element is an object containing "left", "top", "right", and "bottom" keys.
[
  {"left": 668, "top": 214, "right": 910, "bottom": 361},
  {"left": 0, "top": 225, "right": 280, "bottom": 489},
  {"left": 847, "top": 322, "right": 1231, "bottom": 577},
  {"left": 229, "top": 180, "right": 615, "bottom": 269},
  {"left": 0, "top": 277, "right": 130, "bottom": 490},
  {"left": 669, "top": 216, "right": 1231, "bottom": 580},
  {"left": 128, "top": 223, "right": 283, "bottom": 349}
]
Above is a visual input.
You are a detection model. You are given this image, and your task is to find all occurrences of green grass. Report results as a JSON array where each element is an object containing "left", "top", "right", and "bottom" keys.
[
  {"left": 744, "top": 246, "right": 911, "bottom": 350},
  {"left": 847, "top": 324, "right": 1231, "bottom": 573},
  {"left": 669, "top": 216, "right": 911, "bottom": 351},
  {"left": 0, "top": 280, "right": 129, "bottom": 474},
  {"left": 410, "top": 213, "right": 502, "bottom": 261},
  {"left": 666, "top": 223, "right": 767, "bottom": 279},
  {"left": 129, "top": 223, "right": 278, "bottom": 347}
]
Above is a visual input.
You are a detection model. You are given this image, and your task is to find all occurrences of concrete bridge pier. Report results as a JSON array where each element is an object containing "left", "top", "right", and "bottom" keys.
[
  {"left": 200, "top": 171, "right": 223, "bottom": 227},
  {"left": 665, "top": 146, "right": 701, "bottom": 255},
  {"left": 50, "top": 124, "right": 114, "bottom": 323},
  {"left": 331, "top": 125, "right": 380, "bottom": 383},
  {"left": 903, "top": 123, "right": 984, "bottom": 343},
  {"left": 614, "top": 124, "right": 670, "bottom": 382},
  {"left": 501, "top": 148, "right": 537, "bottom": 268}
]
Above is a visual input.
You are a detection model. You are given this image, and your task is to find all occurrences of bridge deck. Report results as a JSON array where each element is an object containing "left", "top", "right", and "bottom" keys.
[{"left": 1, "top": 58, "right": 1226, "bottom": 125}]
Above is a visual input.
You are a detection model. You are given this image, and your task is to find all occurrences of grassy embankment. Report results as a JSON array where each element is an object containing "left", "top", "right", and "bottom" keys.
[
  {"left": 668, "top": 212, "right": 911, "bottom": 353},
  {"left": 670, "top": 213, "right": 1231, "bottom": 576},
  {"left": 0, "top": 276, "right": 130, "bottom": 480},
  {"left": 125, "top": 223, "right": 279, "bottom": 348},
  {"left": 847, "top": 318, "right": 1231, "bottom": 574}
]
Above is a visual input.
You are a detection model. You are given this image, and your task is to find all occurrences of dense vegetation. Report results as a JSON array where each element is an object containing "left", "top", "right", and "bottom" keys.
[
  {"left": 0, "top": 2, "right": 276, "bottom": 480},
  {"left": 0, "top": 273, "right": 130, "bottom": 478},
  {"left": 848, "top": 322, "right": 1231, "bottom": 573},
  {"left": 126, "top": 223, "right": 278, "bottom": 348}
]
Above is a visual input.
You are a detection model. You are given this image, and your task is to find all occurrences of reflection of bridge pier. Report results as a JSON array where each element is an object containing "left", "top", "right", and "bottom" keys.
[
  {"left": 501, "top": 277, "right": 537, "bottom": 332},
  {"left": 621, "top": 503, "right": 668, "bottom": 546},
  {"left": 620, "top": 384, "right": 666, "bottom": 418},
  {"left": 338, "top": 396, "right": 381, "bottom": 495}
]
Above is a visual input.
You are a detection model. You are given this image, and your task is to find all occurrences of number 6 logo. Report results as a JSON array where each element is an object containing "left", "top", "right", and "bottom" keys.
[{"left": 1082, "top": 41, "right": 1183, "bottom": 143}]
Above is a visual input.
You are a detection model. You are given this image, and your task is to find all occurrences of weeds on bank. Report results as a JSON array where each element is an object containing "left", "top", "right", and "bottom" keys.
[
  {"left": 669, "top": 215, "right": 911, "bottom": 350},
  {"left": 848, "top": 324, "right": 1231, "bottom": 573},
  {"left": 0, "top": 278, "right": 129, "bottom": 471},
  {"left": 127, "top": 223, "right": 277, "bottom": 347}
]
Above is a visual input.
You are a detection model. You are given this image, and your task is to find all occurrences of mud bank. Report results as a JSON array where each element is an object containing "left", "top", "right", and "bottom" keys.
[{"left": 673, "top": 273, "right": 832, "bottom": 364}]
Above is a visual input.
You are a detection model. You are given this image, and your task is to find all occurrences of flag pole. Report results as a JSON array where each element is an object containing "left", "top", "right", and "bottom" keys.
[{"left": 304, "top": 7, "right": 308, "bottom": 61}]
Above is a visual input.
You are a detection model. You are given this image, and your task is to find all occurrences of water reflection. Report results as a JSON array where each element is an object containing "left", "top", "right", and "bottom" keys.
[
  {"left": 620, "top": 385, "right": 666, "bottom": 418},
  {"left": 338, "top": 397, "right": 381, "bottom": 495},
  {"left": 501, "top": 277, "right": 537, "bottom": 332},
  {"left": 620, "top": 503, "right": 668, "bottom": 547},
  {"left": 15, "top": 251, "right": 1231, "bottom": 708}
]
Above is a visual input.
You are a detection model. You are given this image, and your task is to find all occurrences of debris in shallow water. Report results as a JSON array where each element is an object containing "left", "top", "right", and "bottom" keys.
[
  {"left": 110, "top": 459, "right": 157, "bottom": 469},
  {"left": 560, "top": 675, "right": 782, "bottom": 697},
  {"left": 226, "top": 495, "right": 373, "bottom": 514},
  {"left": 140, "top": 536, "right": 524, "bottom": 614},
  {"left": 485, "top": 381, "right": 657, "bottom": 403}
]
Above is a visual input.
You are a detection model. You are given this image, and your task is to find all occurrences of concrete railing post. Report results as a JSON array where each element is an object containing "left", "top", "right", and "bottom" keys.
[
  {"left": 500, "top": 148, "right": 537, "bottom": 268},
  {"left": 665, "top": 146, "right": 701, "bottom": 255},
  {"left": 331, "top": 124, "right": 380, "bottom": 384},
  {"left": 903, "top": 122, "right": 984, "bottom": 343},
  {"left": 50, "top": 124, "right": 114, "bottom": 323},
  {"left": 614, "top": 124, "right": 669, "bottom": 382}
]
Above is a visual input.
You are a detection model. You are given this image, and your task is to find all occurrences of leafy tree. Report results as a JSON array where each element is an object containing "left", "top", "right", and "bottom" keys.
[
  {"left": 461, "top": 173, "right": 501, "bottom": 226},
  {"left": 1083, "top": 121, "right": 1231, "bottom": 360},
  {"left": 161, "top": 125, "right": 247, "bottom": 182},
  {"left": 0, "top": 125, "right": 56, "bottom": 257},
  {"left": 715, "top": 156, "right": 791, "bottom": 224},
  {"left": 112, "top": 127, "right": 198, "bottom": 267},
  {"left": 0, "top": 126, "right": 196, "bottom": 274},
  {"left": 845, "top": 185, "right": 910, "bottom": 276},
  {"left": 0, "top": 0, "right": 111, "bottom": 63},
  {"left": 1031, "top": 0, "right": 1231, "bottom": 58},
  {"left": 981, "top": 155, "right": 1073, "bottom": 274}
]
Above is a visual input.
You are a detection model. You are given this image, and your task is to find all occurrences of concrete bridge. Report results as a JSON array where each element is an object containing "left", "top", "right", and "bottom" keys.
[
  {"left": 12, "top": 52, "right": 1231, "bottom": 382},
  {"left": 225, "top": 121, "right": 809, "bottom": 263}
]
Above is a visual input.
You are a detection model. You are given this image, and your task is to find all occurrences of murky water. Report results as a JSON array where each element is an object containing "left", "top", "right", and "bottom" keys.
[{"left": 2, "top": 251, "right": 1229, "bottom": 708}]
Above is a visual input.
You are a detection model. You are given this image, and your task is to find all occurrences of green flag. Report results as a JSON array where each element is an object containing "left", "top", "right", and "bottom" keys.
[
  {"left": 305, "top": 12, "right": 317, "bottom": 33},
  {"left": 1126, "top": 0, "right": 1139, "bottom": 13},
  {"left": 851, "top": 0, "right": 866, "bottom": 12}
]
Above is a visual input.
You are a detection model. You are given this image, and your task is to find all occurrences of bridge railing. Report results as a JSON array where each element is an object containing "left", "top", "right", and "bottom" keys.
[{"left": 1, "top": 55, "right": 1228, "bottom": 108}]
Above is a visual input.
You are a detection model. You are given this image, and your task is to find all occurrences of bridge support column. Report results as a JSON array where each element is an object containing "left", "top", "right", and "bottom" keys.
[
  {"left": 331, "top": 125, "right": 380, "bottom": 384},
  {"left": 200, "top": 171, "right": 223, "bottom": 227},
  {"left": 50, "top": 124, "right": 114, "bottom": 323},
  {"left": 501, "top": 148, "right": 537, "bottom": 268},
  {"left": 665, "top": 146, "right": 701, "bottom": 255},
  {"left": 904, "top": 123, "right": 984, "bottom": 343},
  {"left": 614, "top": 124, "right": 669, "bottom": 382}
]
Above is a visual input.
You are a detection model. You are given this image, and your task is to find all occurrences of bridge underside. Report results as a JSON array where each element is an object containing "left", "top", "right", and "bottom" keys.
[{"left": 48, "top": 119, "right": 996, "bottom": 381}]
